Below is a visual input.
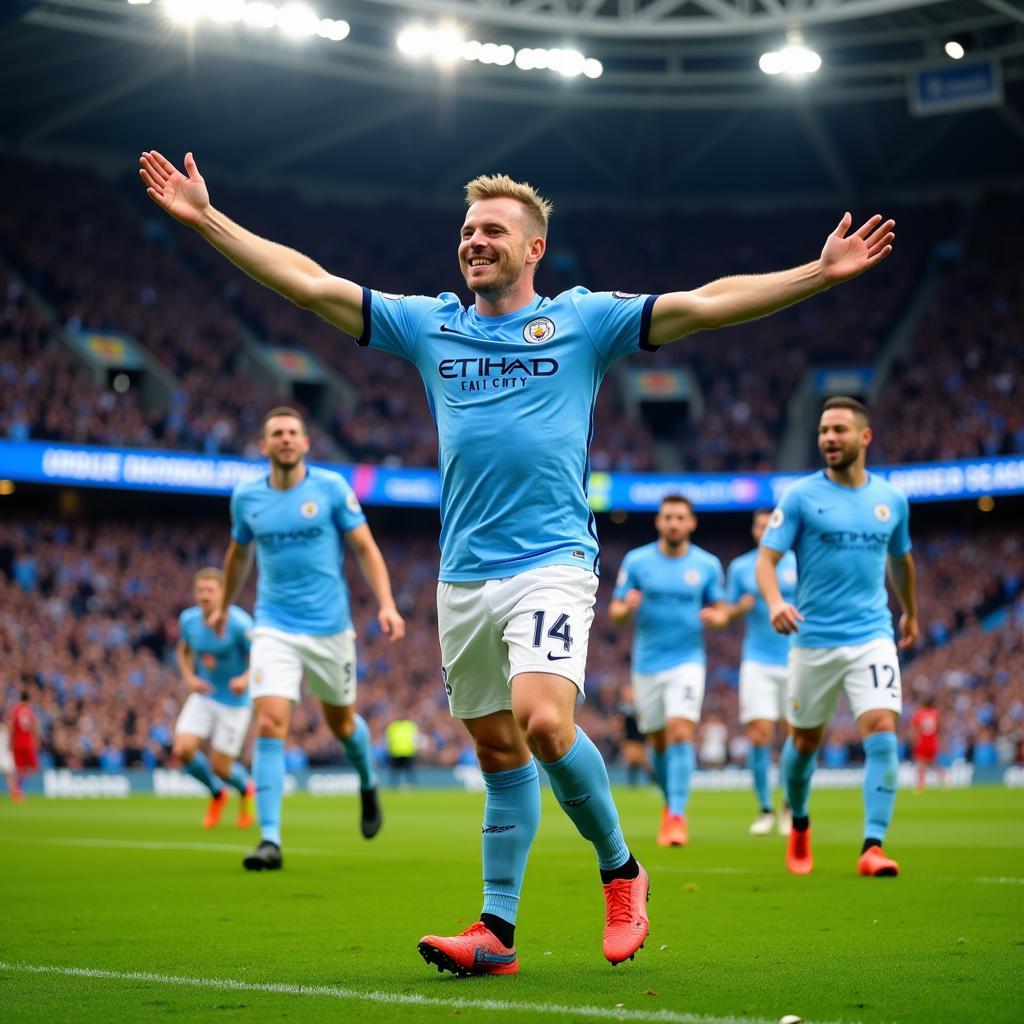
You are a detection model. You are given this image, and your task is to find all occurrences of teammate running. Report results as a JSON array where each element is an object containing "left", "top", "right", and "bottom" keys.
[
  {"left": 215, "top": 407, "right": 405, "bottom": 871},
  {"left": 140, "top": 148, "right": 895, "bottom": 971},
  {"left": 609, "top": 495, "right": 726, "bottom": 847},
  {"left": 713, "top": 509, "right": 798, "bottom": 836},
  {"left": 172, "top": 567, "right": 256, "bottom": 829},
  {"left": 757, "top": 396, "right": 918, "bottom": 877}
]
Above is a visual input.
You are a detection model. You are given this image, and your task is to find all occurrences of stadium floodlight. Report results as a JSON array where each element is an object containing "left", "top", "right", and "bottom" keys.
[
  {"left": 243, "top": 1, "right": 277, "bottom": 28},
  {"left": 494, "top": 45, "right": 515, "bottom": 67},
  {"left": 432, "top": 24, "right": 466, "bottom": 64},
  {"left": 945, "top": 40, "right": 965, "bottom": 60},
  {"left": 126, "top": 0, "right": 152, "bottom": 6},
  {"left": 759, "top": 42, "right": 821, "bottom": 76},
  {"left": 583, "top": 57, "right": 603, "bottom": 79},
  {"left": 397, "top": 24, "right": 433, "bottom": 57},
  {"left": 205, "top": 0, "right": 245, "bottom": 22},
  {"left": 277, "top": 2, "right": 319, "bottom": 38},
  {"left": 166, "top": 0, "right": 205, "bottom": 24},
  {"left": 317, "top": 18, "right": 349, "bottom": 41}
]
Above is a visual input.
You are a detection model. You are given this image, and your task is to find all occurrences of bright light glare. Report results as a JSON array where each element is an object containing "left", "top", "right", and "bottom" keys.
[
  {"left": 277, "top": 2, "right": 318, "bottom": 38},
  {"left": 244, "top": 2, "right": 277, "bottom": 28},
  {"left": 397, "top": 24, "right": 432, "bottom": 56},
  {"left": 205, "top": 0, "right": 245, "bottom": 21},
  {"left": 583, "top": 57, "right": 602, "bottom": 79},
  {"left": 945, "top": 40, "right": 965, "bottom": 60},
  {"left": 317, "top": 17, "right": 349, "bottom": 41},
  {"left": 166, "top": 0, "right": 205, "bottom": 24},
  {"left": 126, "top": 1, "right": 152, "bottom": 6},
  {"left": 433, "top": 24, "right": 465, "bottom": 64},
  {"left": 759, "top": 43, "right": 821, "bottom": 76},
  {"left": 495, "top": 44, "right": 515, "bottom": 66}
]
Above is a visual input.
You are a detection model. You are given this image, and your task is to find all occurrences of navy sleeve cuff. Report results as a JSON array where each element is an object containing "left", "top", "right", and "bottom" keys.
[
  {"left": 638, "top": 294, "right": 659, "bottom": 352},
  {"left": 355, "top": 286, "right": 372, "bottom": 348}
]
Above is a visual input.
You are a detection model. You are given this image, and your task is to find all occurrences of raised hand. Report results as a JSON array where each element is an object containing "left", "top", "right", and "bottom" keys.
[
  {"left": 820, "top": 212, "right": 895, "bottom": 284},
  {"left": 139, "top": 150, "right": 209, "bottom": 228}
]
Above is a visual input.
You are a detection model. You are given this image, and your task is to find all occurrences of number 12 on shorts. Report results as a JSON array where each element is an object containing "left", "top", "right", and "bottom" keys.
[
  {"left": 869, "top": 664, "right": 897, "bottom": 689},
  {"left": 532, "top": 610, "right": 573, "bottom": 653}
]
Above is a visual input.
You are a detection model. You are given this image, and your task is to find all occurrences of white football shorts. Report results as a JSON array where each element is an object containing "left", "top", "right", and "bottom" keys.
[
  {"left": 174, "top": 693, "right": 253, "bottom": 759},
  {"left": 249, "top": 627, "right": 357, "bottom": 707},
  {"left": 738, "top": 660, "right": 789, "bottom": 725},
  {"left": 437, "top": 565, "right": 598, "bottom": 720},
  {"left": 787, "top": 638, "right": 903, "bottom": 729},
  {"left": 631, "top": 662, "right": 706, "bottom": 734}
]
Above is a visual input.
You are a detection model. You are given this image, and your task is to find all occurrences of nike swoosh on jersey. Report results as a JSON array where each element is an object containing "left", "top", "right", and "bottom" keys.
[{"left": 439, "top": 325, "right": 488, "bottom": 340}]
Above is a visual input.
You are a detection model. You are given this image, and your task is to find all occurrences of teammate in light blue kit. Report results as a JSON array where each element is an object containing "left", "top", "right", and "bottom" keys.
[
  {"left": 609, "top": 495, "right": 726, "bottom": 848},
  {"left": 172, "top": 567, "right": 255, "bottom": 830},
  {"left": 715, "top": 510, "right": 798, "bottom": 836},
  {"left": 214, "top": 407, "right": 406, "bottom": 872},
  {"left": 142, "top": 146, "right": 897, "bottom": 972},
  {"left": 757, "top": 396, "right": 918, "bottom": 878}
]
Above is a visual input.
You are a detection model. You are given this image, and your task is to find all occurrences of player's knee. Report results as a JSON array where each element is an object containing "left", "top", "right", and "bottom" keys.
[
  {"left": 792, "top": 732, "right": 820, "bottom": 756},
  {"left": 666, "top": 719, "right": 694, "bottom": 745},
  {"left": 521, "top": 707, "right": 573, "bottom": 759},
  {"left": 256, "top": 709, "right": 287, "bottom": 737},
  {"left": 172, "top": 738, "right": 195, "bottom": 762}
]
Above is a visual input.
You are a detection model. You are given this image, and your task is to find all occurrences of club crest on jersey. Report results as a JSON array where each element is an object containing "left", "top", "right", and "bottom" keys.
[
  {"left": 346, "top": 493, "right": 361, "bottom": 513},
  {"left": 523, "top": 317, "right": 555, "bottom": 344},
  {"left": 781, "top": 567, "right": 797, "bottom": 585},
  {"left": 873, "top": 503, "right": 892, "bottom": 522},
  {"left": 300, "top": 501, "right": 319, "bottom": 519},
  {"left": 684, "top": 569, "right": 702, "bottom": 586},
  {"left": 768, "top": 507, "right": 784, "bottom": 529},
  {"left": 612, "top": 291, "right": 640, "bottom": 300}
]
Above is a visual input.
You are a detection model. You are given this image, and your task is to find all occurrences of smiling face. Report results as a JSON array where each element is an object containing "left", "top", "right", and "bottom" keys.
[
  {"left": 458, "top": 197, "right": 545, "bottom": 301},
  {"left": 818, "top": 407, "right": 871, "bottom": 471},
  {"left": 261, "top": 414, "right": 309, "bottom": 471}
]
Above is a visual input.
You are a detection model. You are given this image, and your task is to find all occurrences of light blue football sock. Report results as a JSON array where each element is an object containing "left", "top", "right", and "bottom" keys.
[
  {"left": 340, "top": 715, "right": 377, "bottom": 791},
  {"left": 480, "top": 762, "right": 541, "bottom": 925},
  {"left": 651, "top": 747, "right": 668, "bottom": 803},
  {"left": 225, "top": 760, "right": 251, "bottom": 795},
  {"left": 184, "top": 750, "right": 223, "bottom": 797},
  {"left": 782, "top": 736, "right": 817, "bottom": 819},
  {"left": 863, "top": 732, "right": 899, "bottom": 842},
  {"left": 666, "top": 741, "right": 695, "bottom": 816},
  {"left": 539, "top": 727, "right": 629, "bottom": 871},
  {"left": 750, "top": 744, "right": 773, "bottom": 813},
  {"left": 253, "top": 737, "right": 284, "bottom": 846}
]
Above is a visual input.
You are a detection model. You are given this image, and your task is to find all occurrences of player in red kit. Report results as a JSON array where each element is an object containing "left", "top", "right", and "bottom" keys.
[
  {"left": 909, "top": 696, "right": 943, "bottom": 793},
  {"left": 11, "top": 692, "right": 40, "bottom": 795}
]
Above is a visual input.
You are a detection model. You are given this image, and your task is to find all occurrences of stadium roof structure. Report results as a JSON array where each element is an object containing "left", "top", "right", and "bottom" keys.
[{"left": 4, "top": 0, "right": 1024, "bottom": 205}]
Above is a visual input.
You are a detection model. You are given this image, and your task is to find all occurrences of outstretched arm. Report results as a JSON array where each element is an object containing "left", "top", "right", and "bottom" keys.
[
  {"left": 139, "top": 151, "right": 363, "bottom": 336},
  {"left": 647, "top": 212, "right": 895, "bottom": 347}
]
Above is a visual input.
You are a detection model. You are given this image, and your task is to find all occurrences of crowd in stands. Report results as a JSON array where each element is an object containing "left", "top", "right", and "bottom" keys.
[
  {"left": 2, "top": 512, "right": 1020, "bottom": 776},
  {"left": 873, "top": 192, "right": 1024, "bottom": 464}
]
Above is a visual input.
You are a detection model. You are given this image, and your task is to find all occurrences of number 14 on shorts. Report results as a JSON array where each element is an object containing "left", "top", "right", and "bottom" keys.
[{"left": 532, "top": 610, "right": 573, "bottom": 654}]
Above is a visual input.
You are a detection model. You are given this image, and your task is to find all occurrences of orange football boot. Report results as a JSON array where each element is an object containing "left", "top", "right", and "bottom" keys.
[
  {"left": 202, "top": 788, "right": 228, "bottom": 829},
  {"left": 237, "top": 779, "right": 256, "bottom": 829},
  {"left": 418, "top": 921, "right": 519, "bottom": 977},
  {"left": 603, "top": 864, "right": 650, "bottom": 965},
  {"left": 786, "top": 826, "right": 813, "bottom": 875},
  {"left": 858, "top": 845, "right": 899, "bottom": 877}
]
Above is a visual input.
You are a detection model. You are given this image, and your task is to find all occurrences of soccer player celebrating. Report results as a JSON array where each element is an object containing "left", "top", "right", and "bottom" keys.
[
  {"left": 609, "top": 495, "right": 727, "bottom": 847},
  {"left": 215, "top": 407, "right": 406, "bottom": 871},
  {"left": 756, "top": 396, "right": 918, "bottom": 877},
  {"left": 715, "top": 509, "right": 799, "bottom": 836},
  {"left": 173, "top": 567, "right": 256, "bottom": 829},
  {"left": 140, "top": 148, "right": 895, "bottom": 971}
]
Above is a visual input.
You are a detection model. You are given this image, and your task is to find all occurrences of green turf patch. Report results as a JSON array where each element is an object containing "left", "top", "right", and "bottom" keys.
[{"left": 1, "top": 786, "right": 1021, "bottom": 1023}]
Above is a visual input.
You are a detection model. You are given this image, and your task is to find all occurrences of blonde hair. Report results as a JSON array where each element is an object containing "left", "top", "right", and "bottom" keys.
[
  {"left": 464, "top": 174, "right": 553, "bottom": 239},
  {"left": 193, "top": 567, "right": 224, "bottom": 586}
]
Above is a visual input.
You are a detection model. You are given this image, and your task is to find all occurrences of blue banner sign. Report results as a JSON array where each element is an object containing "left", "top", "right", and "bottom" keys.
[
  {"left": 1, "top": 440, "right": 1022, "bottom": 510},
  {"left": 910, "top": 59, "right": 1003, "bottom": 117}
]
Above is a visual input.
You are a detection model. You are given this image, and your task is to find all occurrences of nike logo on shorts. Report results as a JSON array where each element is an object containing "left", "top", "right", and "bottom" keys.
[{"left": 547, "top": 653, "right": 571, "bottom": 661}]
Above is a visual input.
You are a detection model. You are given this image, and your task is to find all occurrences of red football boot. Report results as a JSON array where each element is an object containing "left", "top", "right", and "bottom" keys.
[
  {"left": 603, "top": 864, "right": 650, "bottom": 965},
  {"left": 418, "top": 921, "right": 519, "bottom": 977},
  {"left": 786, "top": 826, "right": 813, "bottom": 875},
  {"left": 858, "top": 845, "right": 899, "bottom": 877}
]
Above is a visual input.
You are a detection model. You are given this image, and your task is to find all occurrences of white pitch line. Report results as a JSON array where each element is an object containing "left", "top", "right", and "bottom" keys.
[
  {"left": 0, "top": 961, "right": 858, "bottom": 1024},
  {"left": 4, "top": 836, "right": 320, "bottom": 854}
]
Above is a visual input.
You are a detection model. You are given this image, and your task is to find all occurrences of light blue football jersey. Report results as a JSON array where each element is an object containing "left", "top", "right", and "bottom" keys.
[
  {"left": 760, "top": 471, "right": 911, "bottom": 649},
  {"left": 230, "top": 466, "right": 367, "bottom": 635},
  {"left": 178, "top": 604, "right": 253, "bottom": 708},
  {"left": 358, "top": 287, "right": 657, "bottom": 581},
  {"left": 612, "top": 542, "right": 725, "bottom": 673},
  {"left": 725, "top": 548, "right": 798, "bottom": 666}
]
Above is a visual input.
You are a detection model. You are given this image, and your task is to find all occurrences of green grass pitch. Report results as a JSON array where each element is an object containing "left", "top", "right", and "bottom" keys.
[{"left": 1, "top": 785, "right": 1022, "bottom": 1023}]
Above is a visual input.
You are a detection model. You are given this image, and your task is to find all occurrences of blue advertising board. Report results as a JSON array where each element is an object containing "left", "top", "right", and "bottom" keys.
[{"left": 1, "top": 440, "right": 1022, "bottom": 510}]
